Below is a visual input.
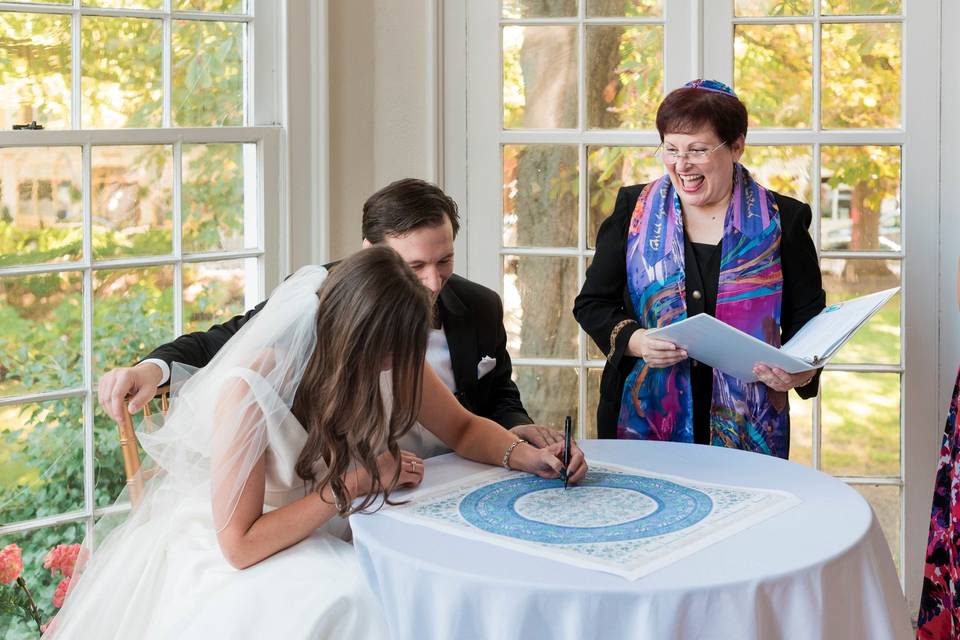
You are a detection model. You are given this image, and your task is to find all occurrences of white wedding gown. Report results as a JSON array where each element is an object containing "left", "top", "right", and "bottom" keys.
[{"left": 46, "top": 266, "right": 389, "bottom": 639}]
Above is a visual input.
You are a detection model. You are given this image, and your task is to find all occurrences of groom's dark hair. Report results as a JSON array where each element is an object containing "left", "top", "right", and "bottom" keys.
[{"left": 362, "top": 178, "right": 460, "bottom": 243}]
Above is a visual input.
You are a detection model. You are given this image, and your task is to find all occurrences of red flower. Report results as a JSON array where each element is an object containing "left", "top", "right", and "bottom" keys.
[
  {"left": 0, "top": 543, "right": 23, "bottom": 584},
  {"left": 43, "top": 543, "right": 83, "bottom": 579},
  {"left": 52, "top": 577, "right": 71, "bottom": 609}
]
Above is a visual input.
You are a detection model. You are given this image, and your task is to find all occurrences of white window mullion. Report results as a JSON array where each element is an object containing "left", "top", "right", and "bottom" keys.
[
  {"left": 465, "top": 0, "right": 503, "bottom": 292},
  {"left": 71, "top": 9, "right": 81, "bottom": 129},
  {"left": 663, "top": 0, "right": 698, "bottom": 89},
  {"left": 162, "top": 9, "right": 172, "bottom": 128},
  {"left": 577, "top": 0, "right": 585, "bottom": 132},
  {"left": 172, "top": 141, "right": 183, "bottom": 337},
  {"left": 812, "top": 15, "right": 822, "bottom": 136},
  {"left": 700, "top": 0, "right": 733, "bottom": 86},
  {"left": 901, "top": 0, "right": 942, "bottom": 612},
  {"left": 81, "top": 140, "right": 96, "bottom": 541},
  {"left": 244, "top": 7, "right": 252, "bottom": 127}
]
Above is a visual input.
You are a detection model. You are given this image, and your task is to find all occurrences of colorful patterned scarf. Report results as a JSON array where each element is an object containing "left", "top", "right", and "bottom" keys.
[
  {"left": 917, "top": 366, "right": 960, "bottom": 639},
  {"left": 618, "top": 164, "right": 790, "bottom": 457}
]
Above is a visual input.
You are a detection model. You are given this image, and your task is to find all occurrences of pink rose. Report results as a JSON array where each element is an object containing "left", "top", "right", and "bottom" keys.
[
  {"left": 43, "top": 543, "right": 83, "bottom": 579},
  {"left": 0, "top": 543, "right": 23, "bottom": 584},
  {"left": 52, "top": 577, "right": 71, "bottom": 609}
]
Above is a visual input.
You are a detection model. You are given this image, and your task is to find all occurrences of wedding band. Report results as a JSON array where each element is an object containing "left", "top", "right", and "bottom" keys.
[{"left": 409, "top": 460, "right": 416, "bottom": 473}]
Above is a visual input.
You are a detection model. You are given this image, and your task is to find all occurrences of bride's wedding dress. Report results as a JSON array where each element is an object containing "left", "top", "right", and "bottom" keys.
[{"left": 47, "top": 266, "right": 388, "bottom": 639}]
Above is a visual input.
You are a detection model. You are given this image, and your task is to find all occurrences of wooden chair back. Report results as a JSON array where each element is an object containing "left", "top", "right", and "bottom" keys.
[{"left": 117, "top": 385, "right": 169, "bottom": 507}]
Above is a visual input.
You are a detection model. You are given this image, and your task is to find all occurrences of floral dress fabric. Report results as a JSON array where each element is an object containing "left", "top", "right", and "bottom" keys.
[{"left": 918, "top": 367, "right": 960, "bottom": 639}]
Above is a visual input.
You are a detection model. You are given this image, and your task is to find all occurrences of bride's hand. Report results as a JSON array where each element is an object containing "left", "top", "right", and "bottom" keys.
[
  {"left": 508, "top": 441, "right": 588, "bottom": 484},
  {"left": 375, "top": 449, "right": 424, "bottom": 490}
]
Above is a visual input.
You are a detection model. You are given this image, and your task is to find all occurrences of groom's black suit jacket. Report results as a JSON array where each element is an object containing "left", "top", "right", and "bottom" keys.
[{"left": 144, "top": 271, "right": 534, "bottom": 428}]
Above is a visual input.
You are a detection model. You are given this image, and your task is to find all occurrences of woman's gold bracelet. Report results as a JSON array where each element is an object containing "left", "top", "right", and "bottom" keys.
[{"left": 607, "top": 319, "right": 638, "bottom": 362}]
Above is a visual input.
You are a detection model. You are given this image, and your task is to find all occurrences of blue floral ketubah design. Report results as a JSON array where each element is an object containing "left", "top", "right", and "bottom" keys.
[{"left": 459, "top": 473, "right": 713, "bottom": 543}]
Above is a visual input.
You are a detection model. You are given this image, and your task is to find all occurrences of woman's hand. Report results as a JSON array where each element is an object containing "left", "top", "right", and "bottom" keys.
[
  {"left": 753, "top": 364, "right": 816, "bottom": 393},
  {"left": 509, "top": 440, "right": 588, "bottom": 484},
  {"left": 627, "top": 329, "right": 687, "bottom": 367},
  {"left": 361, "top": 449, "right": 424, "bottom": 493}
]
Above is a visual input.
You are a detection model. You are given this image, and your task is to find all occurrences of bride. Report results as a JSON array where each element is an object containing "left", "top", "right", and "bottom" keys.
[{"left": 47, "top": 246, "right": 583, "bottom": 639}]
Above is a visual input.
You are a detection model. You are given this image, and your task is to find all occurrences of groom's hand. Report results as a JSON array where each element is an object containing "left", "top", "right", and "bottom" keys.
[
  {"left": 511, "top": 424, "right": 561, "bottom": 449},
  {"left": 98, "top": 362, "right": 164, "bottom": 422}
]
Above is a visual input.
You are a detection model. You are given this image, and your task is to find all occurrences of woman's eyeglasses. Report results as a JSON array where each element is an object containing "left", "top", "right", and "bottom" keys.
[{"left": 655, "top": 141, "right": 727, "bottom": 165}]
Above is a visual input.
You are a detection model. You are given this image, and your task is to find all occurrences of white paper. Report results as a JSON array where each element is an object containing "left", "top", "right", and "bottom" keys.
[
  {"left": 779, "top": 287, "right": 899, "bottom": 361},
  {"left": 381, "top": 462, "right": 800, "bottom": 581},
  {"left": 645, "top": 287, "right": 898, "bottom": 382}
]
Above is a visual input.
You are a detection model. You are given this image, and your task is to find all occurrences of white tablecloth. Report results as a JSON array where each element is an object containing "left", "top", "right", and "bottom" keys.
[{"left": 350, "top": 440, "right": 911, "bottom": 640}]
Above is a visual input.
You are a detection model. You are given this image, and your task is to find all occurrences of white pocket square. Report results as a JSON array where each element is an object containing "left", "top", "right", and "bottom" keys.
[{"left": 477, "top": 356, "right": 497, "bottom": 379}]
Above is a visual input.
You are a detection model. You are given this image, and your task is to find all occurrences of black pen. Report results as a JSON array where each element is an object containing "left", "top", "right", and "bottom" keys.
[{"left": 562, "top": 415, "right": 572, "bottom": 490}]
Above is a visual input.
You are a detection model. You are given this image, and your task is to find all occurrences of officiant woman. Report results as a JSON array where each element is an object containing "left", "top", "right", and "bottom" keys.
[{"left": 573, "top": 79, "right": 825, "bottom": 458}]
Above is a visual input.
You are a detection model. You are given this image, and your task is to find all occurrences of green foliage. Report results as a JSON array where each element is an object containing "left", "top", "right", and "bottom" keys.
[
  {"left": 182, "top": 144, "right": 247, "bottom": 252},
  {"left": 0, "top": 224, "right": 82, "bottom": 269}
]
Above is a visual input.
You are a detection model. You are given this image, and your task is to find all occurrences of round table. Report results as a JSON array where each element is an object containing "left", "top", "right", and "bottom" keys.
[{"left": 349, "top": 440, "right": 911, "bottom": 640}]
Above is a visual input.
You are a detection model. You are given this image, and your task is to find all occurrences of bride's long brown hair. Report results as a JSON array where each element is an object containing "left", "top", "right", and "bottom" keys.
[{"left": 292, "top": 246, "right": 432, "bottom": 515}]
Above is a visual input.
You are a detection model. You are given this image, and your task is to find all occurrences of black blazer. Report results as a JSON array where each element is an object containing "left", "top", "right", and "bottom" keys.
[
  {"left": 145, "top": 270, "right": 533, "bottom": 429},
  {"left": 573, "top": 184, "right": 826, "bottom": 439}
]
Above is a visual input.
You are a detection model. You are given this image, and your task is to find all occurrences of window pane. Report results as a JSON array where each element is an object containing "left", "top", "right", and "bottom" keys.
[
  {"left": 820, "top": 259, "right": 900, "bottom": 365},
  {"left": 512, "top": 365, "right": 579, "bottom": 431},
  {"left": 587, "top": 1, "right": 662, "bottom": 19},
  {"left": 586, "top": 367, "right": 601, "bottom": 439},
  {"left": 172, "top": 20, "right": 244, "bottom": 127},
  {"left": 502, "top": 0, "right": 576, "bottom": 18},
  {"left": 739, "top": 145, "right": 813, "bottom": 205},
  {"left": 503, "top": 144, "right": 578, "bottom": 248},
  {"left": 820, "top": 145, "right": 900, "bottom": 252},
  {"left": 587, "top": 146, "right": 661, "bottom": 249},
  {"left": 735, "top": 0, "right": 812, "bottom": 15},
  {"left": 822, "top": 0, "right": 900, "bottom": 14},
  {"left": 81, "top": 16, "right": 163, "bottom": 129},
  {"left": 586, "top": 25, "right": 663, "bottom": 130},
  {"left": 503, "top": 26, "right": 577, "bottom": 129},
  {"left": 93, "top": 266, "right": 174, "bottom": 377},
  {"left": 821, "top": 23, "right": 901, "bottom": 129},
  {"left": 734, "top": 24, "right": 813, "bottom": 128},
  {"left": 821, "top": 370, "right": 900, "bottom": 477},
  {"left": 0, "top": 398, "right": 85, "bottom": 524},
  {"left": 0, "top": 272, "right": 83, "bottom": 397},
  {"left": 852, "top": 483, "right": 901, "bottom": 572},
  {"left": 789, "top": 395, "right": 813, "bottom": 467},
  {"left": 83, "top": 0, "right": 163, "bottom": 8},
  {"left": 0, "top": 146, "right": 82, "bottom": 267},
  {"left": 504, "top": 255, "right": 579, "bottom": 359},
  {"left": 182, "top": 143, "right": 257, "bottom": 253},
  {"left": 183, "top": 258, "right": 255, "bottom": 333},
  {"left": 0, "top": 522, "right": 85, "bottom": 637},
  {"left": 176, "top": 0, "right": 247, "bottom": 12},
  {"left": 92, "top": 145, "right": 173, "bottom": 260},
  {"left": 0, "top": 12, "right": 71, "bottom": 130}
]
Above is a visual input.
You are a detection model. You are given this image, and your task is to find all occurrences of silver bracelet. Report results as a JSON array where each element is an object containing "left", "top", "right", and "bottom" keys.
[{"left": 502, "top": 438, "right": 526, "bottom": 470}]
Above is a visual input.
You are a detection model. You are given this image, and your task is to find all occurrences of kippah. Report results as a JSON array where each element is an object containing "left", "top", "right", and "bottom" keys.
[{"left": 683, "top": 79, "right": 738, "bottom": 98}]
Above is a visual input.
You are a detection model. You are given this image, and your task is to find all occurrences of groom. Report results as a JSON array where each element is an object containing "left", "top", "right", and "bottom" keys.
[{"left": 98, "top": 178, "right": 564, "bottom": 455}]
